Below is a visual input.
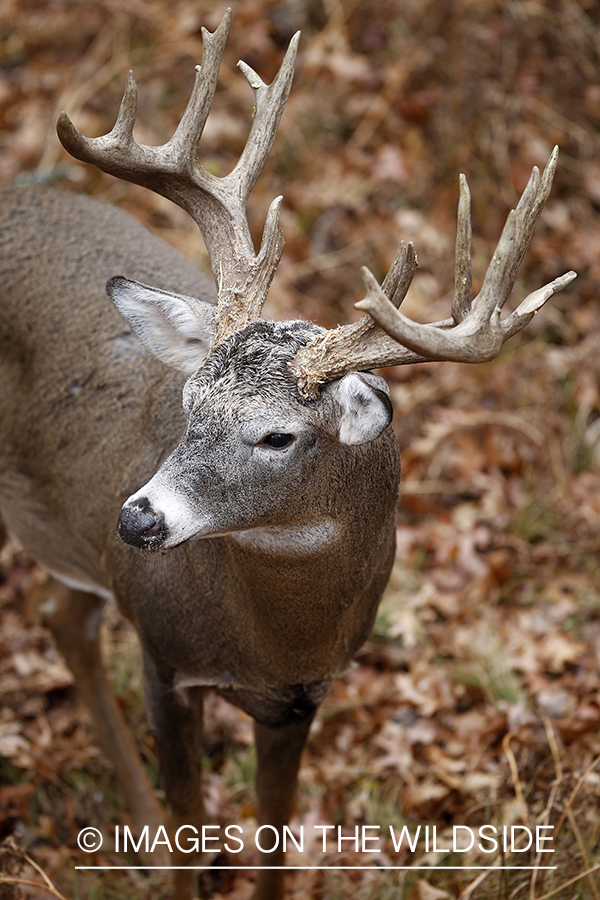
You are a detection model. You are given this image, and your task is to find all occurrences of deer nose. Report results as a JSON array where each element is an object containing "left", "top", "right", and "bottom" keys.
[{"left": 118, "top": 503, "right": 167, "bottom": 549}]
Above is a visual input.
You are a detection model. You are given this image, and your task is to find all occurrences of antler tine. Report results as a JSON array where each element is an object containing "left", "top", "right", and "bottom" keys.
[
  {"left": 57, "top": 69, "right": 139, "bottom": 164},
  {"left": 502, "top": 270, "right": 577, "bottom": 340},
  {"left": 234, "top": 33, "right": 300, "bottom": 204},
  {"left": 57, "top": 8, "right": 299, "bottom": 347},
  {"left": 452, "top": 174, "right": 472, "bottom": 324},
  {"left": 382, "top": 241, "right": 420, "bottom": 307},
  {"left": 167, "top": 11, "right": 232, "bottom": 163},
  {"left": 474, "top": 147, "right": 558, "bottom": 319},
  {"left": 290, "top": 148, "right": 576, "bottom": 398},
  {"left": 107, "top": 69, "right": 138, "bottom": 144}
]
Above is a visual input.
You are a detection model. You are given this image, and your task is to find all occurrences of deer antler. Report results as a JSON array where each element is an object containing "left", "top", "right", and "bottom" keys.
[
  {"left": 290, "top": 147, "right": 576, "bottom": 398},
  {"left": 57, "top": 8, "right": 300, "bottom": 345}
]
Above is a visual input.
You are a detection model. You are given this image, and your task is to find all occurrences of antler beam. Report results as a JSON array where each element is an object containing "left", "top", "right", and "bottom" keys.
[
  {"left": 57, "top": 9, "right": 300, "bottom": 344},
  {"left": 290, "top": 147, "right": 576, "bottom": 398}
]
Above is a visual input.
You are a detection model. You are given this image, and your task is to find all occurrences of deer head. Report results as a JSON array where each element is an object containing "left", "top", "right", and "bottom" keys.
[{"left": 57, "top": 8, "right": 576, "bottom": 552}]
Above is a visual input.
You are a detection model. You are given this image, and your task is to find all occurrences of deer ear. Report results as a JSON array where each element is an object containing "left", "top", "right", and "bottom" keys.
[
  {"left": 327, "top": 372, "right": 393, "bottom": 445},
  {"left": 107, "top": 276, "right": 216, "bottom": 374}
]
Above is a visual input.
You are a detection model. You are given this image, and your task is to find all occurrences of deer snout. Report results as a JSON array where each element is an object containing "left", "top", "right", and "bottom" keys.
[{"left": 118, "top": 502, "right": 167, "bottom": 549}]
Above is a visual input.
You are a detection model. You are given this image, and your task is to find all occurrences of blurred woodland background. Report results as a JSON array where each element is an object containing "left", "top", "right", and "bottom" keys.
[{"left": 1, "top": 0, "right": 600, "bottom": 898}]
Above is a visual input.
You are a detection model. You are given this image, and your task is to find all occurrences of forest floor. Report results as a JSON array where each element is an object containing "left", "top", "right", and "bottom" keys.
[{"left": 1, "top": 1, "right": 600, "bottom": 898}]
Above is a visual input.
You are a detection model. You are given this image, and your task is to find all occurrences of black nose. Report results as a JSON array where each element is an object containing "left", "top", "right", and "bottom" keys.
[{"left": 118, "top": 503, "right": 167, "bottom": 549}]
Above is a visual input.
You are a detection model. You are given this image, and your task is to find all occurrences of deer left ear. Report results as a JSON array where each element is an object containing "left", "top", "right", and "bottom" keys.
[
  {"left": 327, "top": 372, "right": 393, "bottom": 445},
  {"left": 107, "top": 276, "right": 216, "bottom": 374}
]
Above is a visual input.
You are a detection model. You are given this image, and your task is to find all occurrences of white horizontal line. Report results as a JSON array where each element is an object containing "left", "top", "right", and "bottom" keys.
[{"left": 75, "top": 866, "right": 558, "bottom": 871}]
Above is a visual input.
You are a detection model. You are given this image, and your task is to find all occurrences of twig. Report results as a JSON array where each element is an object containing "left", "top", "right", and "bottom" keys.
[
  {"left": 532, "top": 713, "right": 564, "bottom": 900},
  {"left": 533, "top": 863, "right": 600, "bottom": 900},
  {"left": 0, "top": 876, "right": 68, "bottom": 900},
  {"left": 461, "top": 858, "right": 501, "bottom": 899},
  {"left": 22, "top": 850, "right": 58, "bottom": 890},
  {"left": 502, "top": 732, "right": 529, "bottom": 826},
  {"left": 553, "top": 751, "right": 600, "bottom": 841}
]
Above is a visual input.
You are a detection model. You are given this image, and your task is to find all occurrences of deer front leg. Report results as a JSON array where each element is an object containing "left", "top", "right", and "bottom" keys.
[
  {"left": 143, "top": 653, "right": 205, "bottom": 900},
  {"left": 252, "top": 714, "right": 314, "bottom": 900},
  {"left": 40, "top": 582, "right": 165, "bottom": 863}
]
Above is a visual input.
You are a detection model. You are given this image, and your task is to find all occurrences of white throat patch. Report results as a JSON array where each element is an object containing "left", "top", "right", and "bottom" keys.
[{"left": 230, "top": 520, "right": 338, "bottom": 556}]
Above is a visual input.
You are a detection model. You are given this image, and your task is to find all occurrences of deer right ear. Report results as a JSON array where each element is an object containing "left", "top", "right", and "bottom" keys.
[
  {"left": 107, "top": 276, "right": 216, "bottom": 374},
  {"left": 326, "top": 372, "right": 393, "bottom": 445}
]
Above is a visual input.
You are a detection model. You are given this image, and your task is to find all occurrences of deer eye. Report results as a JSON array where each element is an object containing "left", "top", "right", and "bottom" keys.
[{"left": 262, "top": 433, "right": 294, "bottom": 449}]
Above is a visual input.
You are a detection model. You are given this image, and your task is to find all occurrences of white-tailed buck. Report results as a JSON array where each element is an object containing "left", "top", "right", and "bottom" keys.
[{"left": 0, "top": 10, "right": 575, "bottom": 900}]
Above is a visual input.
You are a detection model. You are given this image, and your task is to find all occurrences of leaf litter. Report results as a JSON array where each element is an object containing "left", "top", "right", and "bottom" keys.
[{"left": 1, "top": 0, "right": 600, "bottom": 898}]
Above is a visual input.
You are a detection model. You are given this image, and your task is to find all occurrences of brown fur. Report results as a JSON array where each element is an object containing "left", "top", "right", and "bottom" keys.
[{"left": 0, "top": 185, "right": 400, "bottom": 900}]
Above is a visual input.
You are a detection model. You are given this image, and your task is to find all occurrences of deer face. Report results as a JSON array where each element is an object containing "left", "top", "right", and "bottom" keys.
[{"left": 110, "top": 282, "right": 393, "bottom": 551}]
